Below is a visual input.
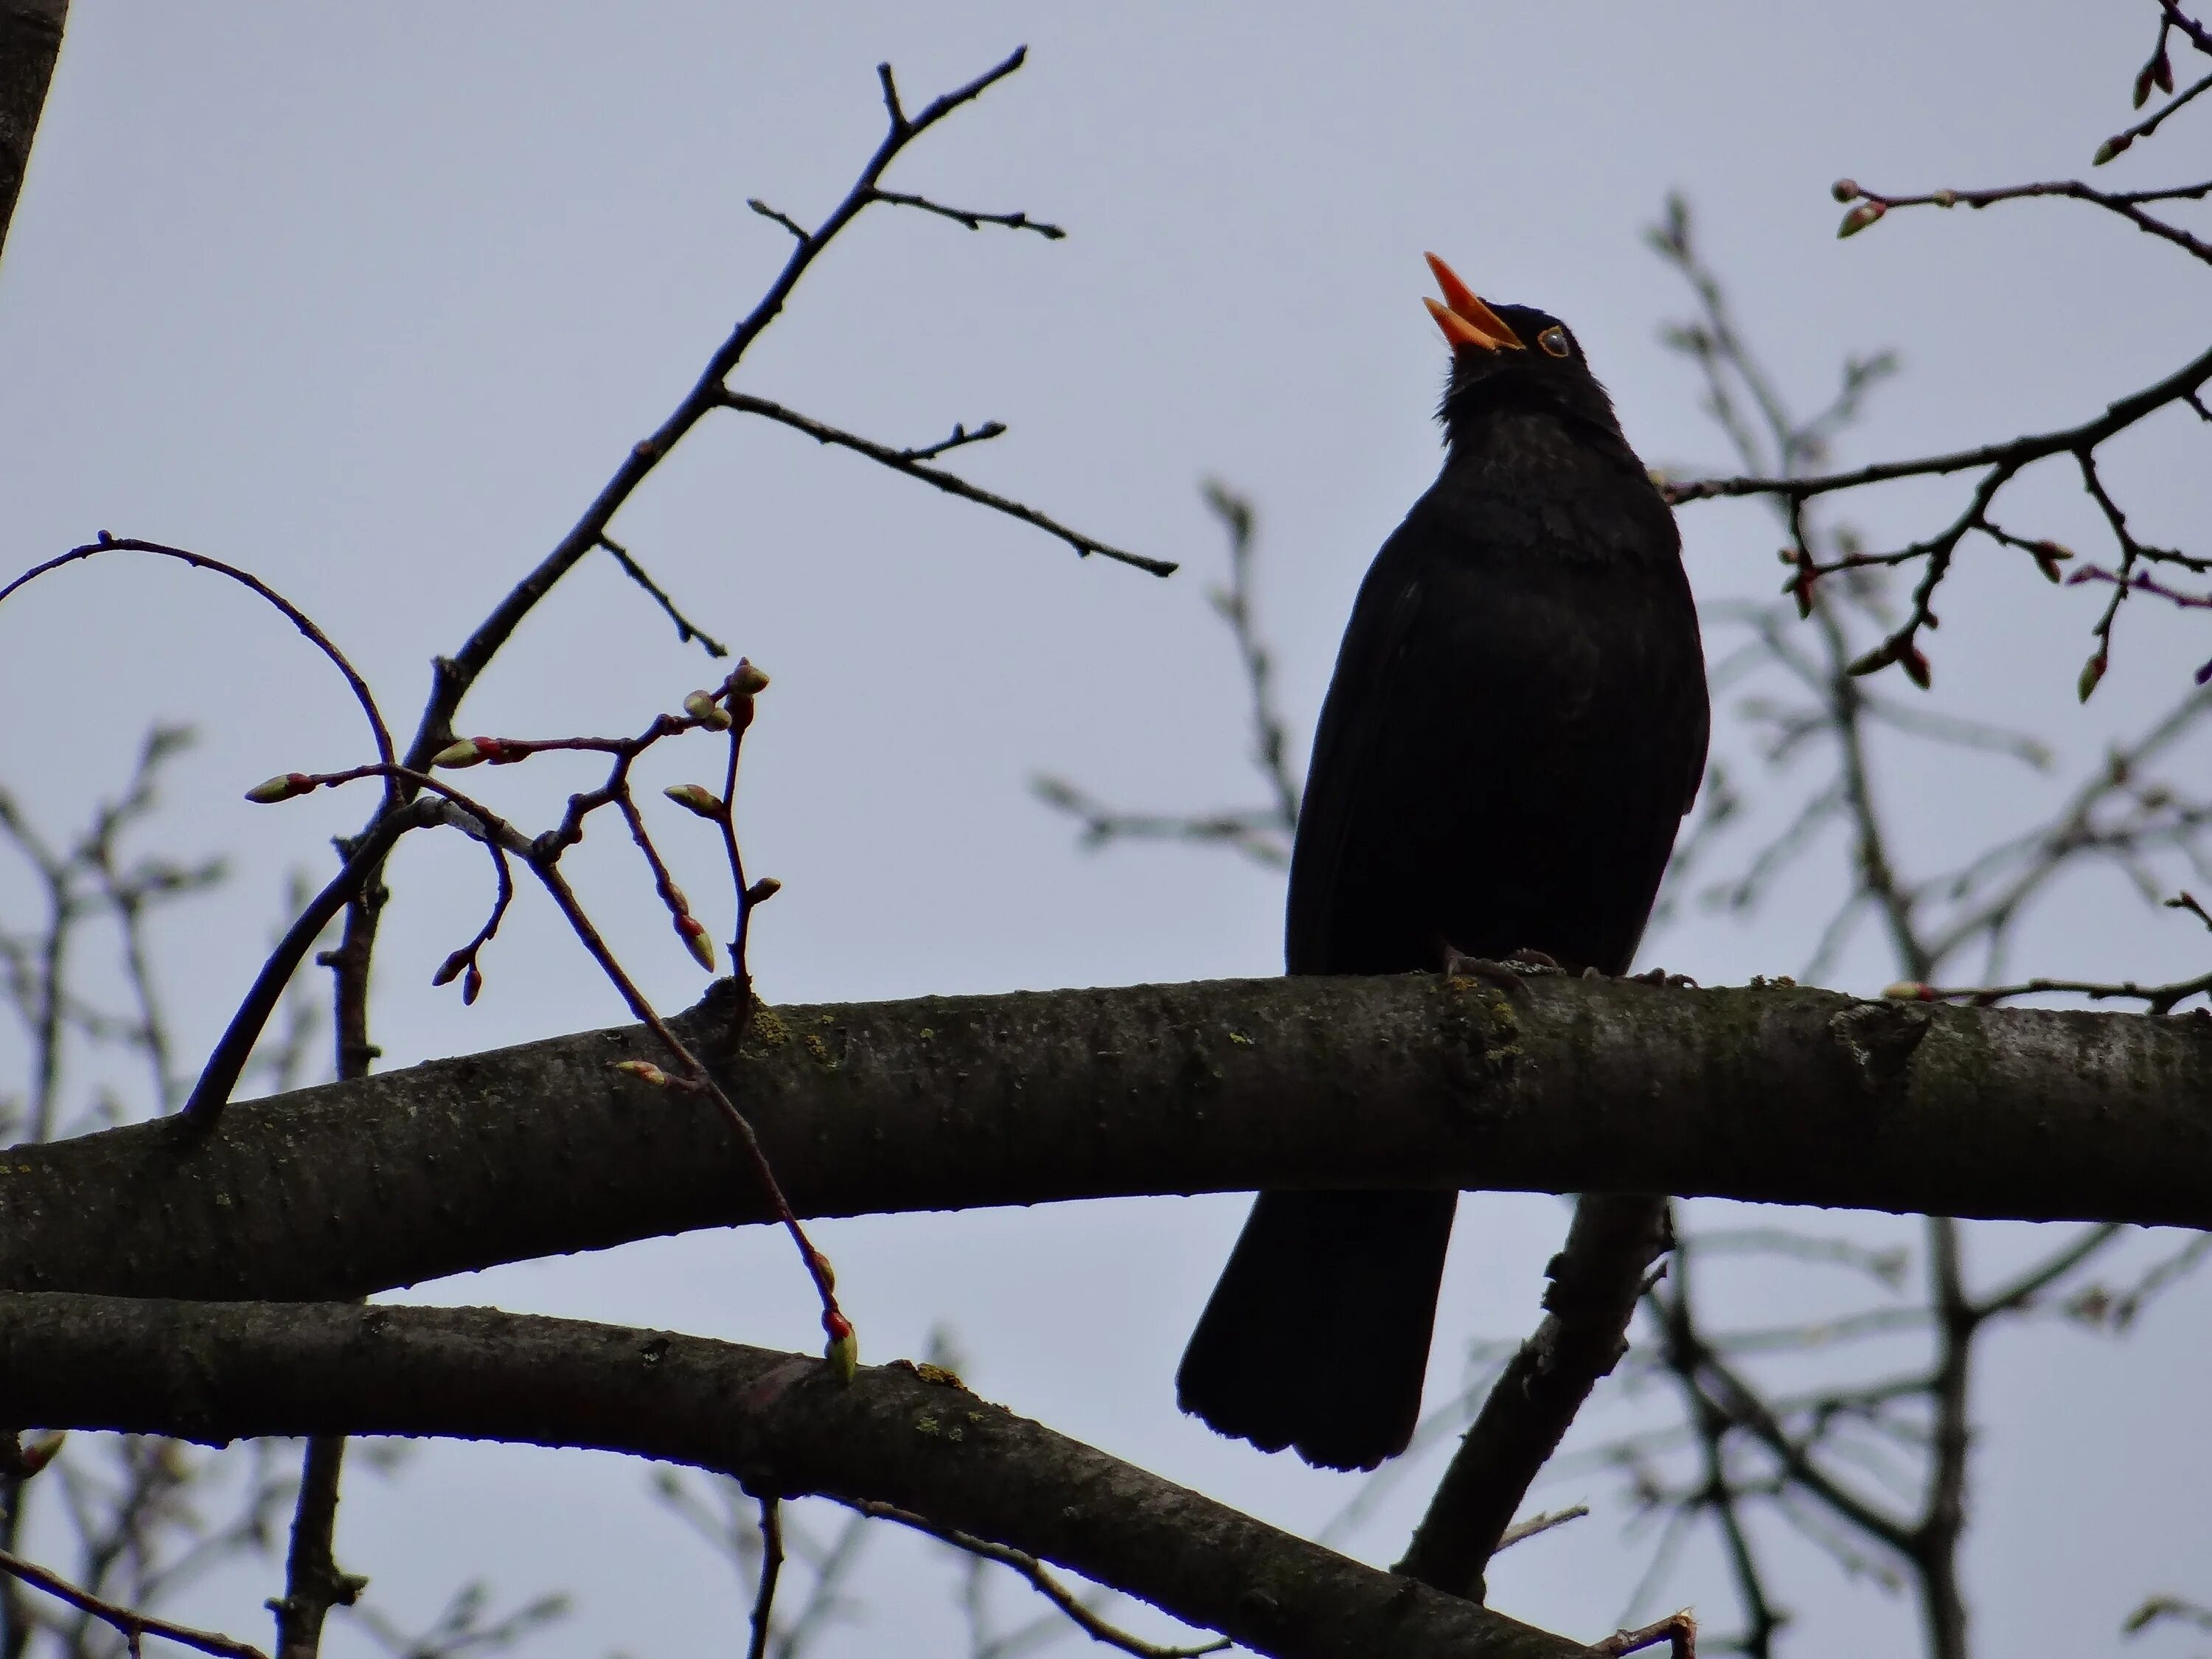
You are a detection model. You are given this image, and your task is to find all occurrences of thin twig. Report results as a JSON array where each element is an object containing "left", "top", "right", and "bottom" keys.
[
  {"left": 0, "top": 1545, "right": 270, "bottom": 1659},
  {"left": 746, "top": 1499, "right": 782, "bottom": 1659},
  {"left": 595, "top": 535, "right": 728, "bottom": 657},
  {"left": 717, "top": 392, "right": 1173, "bottom": 575},
  {"left": 847, "top": 1501, "right": 1228, "bottom": 1659},
  {"left": 871, "top": 189, "right": 1065, "bottom": 239}
]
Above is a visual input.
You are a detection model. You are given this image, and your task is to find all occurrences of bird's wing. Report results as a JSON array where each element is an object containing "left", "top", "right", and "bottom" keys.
[{"left": 1284, "top": 529, "right": 1429, "bottom": 975}]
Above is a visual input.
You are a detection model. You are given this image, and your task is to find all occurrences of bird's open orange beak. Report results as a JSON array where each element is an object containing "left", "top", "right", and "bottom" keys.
[{"left": 1423, "top": 254, "right": 1525, "bottom": 352}]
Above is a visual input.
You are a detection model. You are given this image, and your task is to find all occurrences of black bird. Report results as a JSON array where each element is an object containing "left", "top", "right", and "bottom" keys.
[{"left": 1175, "top": 255, "right": 1710, "bottom": 1471}]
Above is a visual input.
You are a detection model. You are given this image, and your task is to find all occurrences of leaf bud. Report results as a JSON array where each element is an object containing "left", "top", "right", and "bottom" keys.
[
  {"left": 245, "top": 773, "right": 316, "bottom": 804},
  {"left": 1830, "top": 178, "right": 1861, "bottom": 202},
  {"left": 1882, "top": 981, "right": 1936, "bottom": 1001},
  {"left": 1837, "top": 201, "right": 1885, "bottom": 238},
  {"left": 745, "top": 877, "right": 783, "bottom": 905},
  {"left": 433, "top": 738, "right": 487, "bottom": 768},
  {"left": 675, "top": 913, "right": 717, "bottom": 972},
  {"left": 2031, "top": 541, "right": 2072, "bottom": 583},
  {"left": 431, "top": 948, "right": 470, "bottom": 987},
  {"left": 822, "top": 1311, "right": 858, "bottom": 1383},
  {"left": 613, "top": 1058, "right": 671, "bottom": 1087},
  {"left": 1845, "top": 640, "right": 1896, "bottom": 678},
  {"left": 664, "top": 783, "right": 726, "bottom": 819},
  {"left": 683, "top": 690, "right": 733, "bottom": 730},
  {"left": 1901, "top": 646, "right": 1932, "bottom": 689},
  {"left": 2093, "top": 133, "right": 2132, "bottom": 166},
  {"left": 726, "top": 660, "right": 771, "bottom": 698},
  {"left": 2078, "top": 650, "right": 2108, "bottom": 703}
]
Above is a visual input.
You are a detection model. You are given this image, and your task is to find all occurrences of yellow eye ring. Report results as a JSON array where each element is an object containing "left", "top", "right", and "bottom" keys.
[{"left": 1538, "top": 326, "right": 1571, "bottom": 358}]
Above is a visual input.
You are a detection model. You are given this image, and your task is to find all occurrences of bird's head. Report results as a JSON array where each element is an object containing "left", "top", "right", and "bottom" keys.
[{"left": 1422, "top": 253, "right": 1624, "bottom": 442}]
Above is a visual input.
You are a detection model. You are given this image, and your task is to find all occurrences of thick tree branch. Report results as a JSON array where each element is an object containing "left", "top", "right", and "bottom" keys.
[
  {"left": 0, "top": 1294, "right": 1582, "bottom": 1659},
  {"left": 2, "top": 975, "right": 2207, "bottom": 1305}
]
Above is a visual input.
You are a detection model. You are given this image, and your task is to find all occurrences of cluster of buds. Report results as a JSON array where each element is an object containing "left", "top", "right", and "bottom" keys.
[
  {"left": 431, "top": 947, "right": 486, "bottom": 1006},
  {"left": 2031, "top": 540, "right": 2073, "bottom": 584},
  {"left": 676, "top": 658, "right": 771, "bottom": 736}
]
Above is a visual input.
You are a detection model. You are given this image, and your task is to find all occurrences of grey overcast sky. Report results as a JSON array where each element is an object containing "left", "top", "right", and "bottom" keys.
[{"left": 3, "top": 4, "right": 2208, "bottom": 1656}]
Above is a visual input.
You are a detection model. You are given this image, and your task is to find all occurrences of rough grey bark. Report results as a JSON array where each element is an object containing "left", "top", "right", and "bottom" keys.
[
  {"left": 0, "top": 1291, "right": 1585, "bottom": 1659},
  {"left": 1397, "top": 1193, "right": 1674, "bottom": 1598},
  {"left": 3, "top": 973, "right": 2207, "bottom": 1304},
  {"left": 0, "top": 0, "right": 65, "bottom": 266}
]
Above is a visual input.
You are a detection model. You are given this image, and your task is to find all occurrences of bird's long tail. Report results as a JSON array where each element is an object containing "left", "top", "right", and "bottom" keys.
[{"left": 1175, "top": 1189, "right": 1458, "bottom": 1471}]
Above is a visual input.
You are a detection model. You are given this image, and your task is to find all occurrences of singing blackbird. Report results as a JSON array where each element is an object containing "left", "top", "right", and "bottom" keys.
[{"left": 1175, "top": 256, "right": 1710, "bottom": 1471}]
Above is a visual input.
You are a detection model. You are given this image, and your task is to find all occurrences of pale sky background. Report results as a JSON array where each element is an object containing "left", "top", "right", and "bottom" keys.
[{"left": 2, "top": 4, "right": 2209, "bottom": 1657}]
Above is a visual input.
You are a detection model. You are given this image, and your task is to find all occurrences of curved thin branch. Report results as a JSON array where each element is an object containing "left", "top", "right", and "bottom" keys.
[{"left": 0, "top": 537, "right": 395, "bottom": 773}]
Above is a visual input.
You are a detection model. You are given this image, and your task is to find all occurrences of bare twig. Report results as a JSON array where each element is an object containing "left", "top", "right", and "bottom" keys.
[
  {"left": 716, "top": 392, "right": 1172, "bottom": 575},
  {"left": 0, "top": 1543, "right": 270, "bottom": 1659},
  {"left": 871, "top": 189, "right": 1065, "bottom": 240},
  {"left": 595, "top": 535, "right": 729, "bottom": 658},
  {"left": 746, "top": 1500, "right": 783, "bottom": 1659},
  {"left": 849, "top": 1501, "right": 1228, "bottom": 1659}
]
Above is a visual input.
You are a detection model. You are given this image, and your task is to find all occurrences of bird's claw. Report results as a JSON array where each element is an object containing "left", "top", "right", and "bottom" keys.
[
  {"left": 1441, "top": 945, "right": 1564, "bottom": 1000},
  {"left": 1627, "top": 967, "right": 1700, "bottom": 989}
]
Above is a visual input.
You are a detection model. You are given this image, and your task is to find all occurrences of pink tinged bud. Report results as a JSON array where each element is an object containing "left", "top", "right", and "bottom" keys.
[
  {"left": 666, "top": 883, "right": 691, "bottom": 916},
  {"left": 1882, "top": 981, "right": 1935, "bottom": 1001},
  {"left": 823, "top": 1311, "right": 858, "bottom": 1382},
  {"left": 684, "top": 690, "right": 733, "bottom": 731},
  {"left": 462, "top": 965, "right": 483, "bottom": 1006},
  {"left": 433, "top": 739, "right": 487, "bottom": 768},
  {"left": 1902, "top": 646, "right": 1932, "bottom": 689},
  {"left": 1837, "top": 201, "right": 1885, "bottom": 238},
  {"left": 2133, "top": 64, "right": 2155, "bottom": 108},
  {"left": 664, "top": 783, "right": 726, "bottom": 818},
  {"left": 676, "top": 914, "right": 717, "bottom": 972},
  {"left": 2093, "top": 133, "right": 2132, "bottom": 166},
  {"left": 614, "top": 1058, "right": 671, "bottom": 1087},
  {"left": 726, "top": 660, "right": 771, "bottom": 697},
  {"left": 245, "top": 773, "right": 315, "bottom": 804},
  {"left": 2154, "top": 51, "right": 2175, "bottom": 94},
  {"left": 1830, "top": 178, "right": 1860, "bottom": 202},
  {"left": 745, "top": 877, "right": 783, "bottom": 905},
  {"left": 432, "top": 949, "right": 470, "bottom": 987},
  {"left": 2078, "top": 651, "right": 2108, "bottom": 703},
  {"left": 2031, "top": 541, "right": 2072, "bottom": 583}
]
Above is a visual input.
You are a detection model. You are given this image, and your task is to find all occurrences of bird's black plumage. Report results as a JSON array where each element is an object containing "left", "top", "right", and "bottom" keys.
[{"left": 1176, "top": 292, "right": 1710, "bottom": 1471}]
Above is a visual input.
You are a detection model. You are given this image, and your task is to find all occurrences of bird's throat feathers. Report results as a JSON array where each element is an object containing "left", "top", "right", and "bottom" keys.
[{"left": 1438, "top": 362, "right": 1632, "bottom": 464}]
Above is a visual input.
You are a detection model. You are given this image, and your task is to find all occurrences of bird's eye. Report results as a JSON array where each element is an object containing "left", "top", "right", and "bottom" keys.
[{"left": 1537, "top": 327, "right": 1571, "bottom": 358}]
